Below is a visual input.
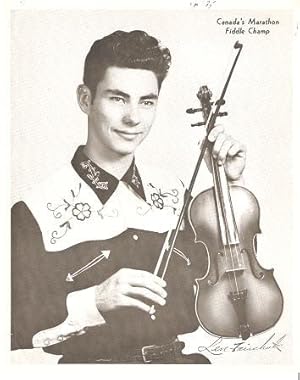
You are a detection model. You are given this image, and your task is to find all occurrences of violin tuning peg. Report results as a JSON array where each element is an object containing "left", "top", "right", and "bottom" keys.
[
  {"left": 218, "top": 111, "right": 228, "bottom": 117},
  {"left": 186, "top": 108, "right": 194, "bottom": 114},
  {"left": 215, "top": 99, "right": 226, "bottom": 106},
  {"left": 191, "top": 122, "right": 206, "bottom": 127},
  {"left": 186, "top": 107, "right": 202, "bottom": 114}
]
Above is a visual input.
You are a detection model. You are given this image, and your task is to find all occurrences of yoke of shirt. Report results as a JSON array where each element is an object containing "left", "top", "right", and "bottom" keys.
[{"left": 24, "top": 161, "right": 186, "bottom": 253}]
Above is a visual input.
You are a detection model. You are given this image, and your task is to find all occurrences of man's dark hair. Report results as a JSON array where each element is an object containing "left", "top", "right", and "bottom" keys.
[{"left": 83, "top": 30, "right": 172, "bottom": 100}]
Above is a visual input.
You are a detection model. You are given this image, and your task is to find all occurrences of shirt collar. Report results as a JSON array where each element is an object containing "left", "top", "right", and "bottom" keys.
[{"left": 71, "top": 146, "right": 146, "bottom": 205}]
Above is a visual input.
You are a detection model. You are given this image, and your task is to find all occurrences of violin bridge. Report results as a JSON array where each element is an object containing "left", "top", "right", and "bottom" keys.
[
  {"left": 223, "top": 244, "right": 246, "bottom": 272},
  {"left": 225, "top": 264, "right": 246, "bottom": 273}
]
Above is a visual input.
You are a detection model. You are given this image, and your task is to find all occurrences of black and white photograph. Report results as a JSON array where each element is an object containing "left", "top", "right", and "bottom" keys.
[{"left": 5, "top": 0, "right": 300, "bottom": 376}]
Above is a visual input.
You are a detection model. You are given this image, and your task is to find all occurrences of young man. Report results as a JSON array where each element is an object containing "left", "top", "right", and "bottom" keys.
[{"left": 11, "top": 30, "right": 246, "bottom": 363}]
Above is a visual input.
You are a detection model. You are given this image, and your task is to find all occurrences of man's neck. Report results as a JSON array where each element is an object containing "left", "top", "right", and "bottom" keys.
[{"left": 83, "top": 144, "right": 134, "bottom": 180}]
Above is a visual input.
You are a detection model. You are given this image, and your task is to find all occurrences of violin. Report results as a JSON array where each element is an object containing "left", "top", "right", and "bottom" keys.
[
  {"left": 151, "top": 41, "right": 283, "bottom": 340},
  {"left": 189, "top": 84, "right": 283, "bottom": 340}
]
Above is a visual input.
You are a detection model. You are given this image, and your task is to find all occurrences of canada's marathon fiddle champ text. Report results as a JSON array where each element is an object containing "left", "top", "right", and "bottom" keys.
[{"left": 217, "top": 17, "right": 280, "bottom": 35}]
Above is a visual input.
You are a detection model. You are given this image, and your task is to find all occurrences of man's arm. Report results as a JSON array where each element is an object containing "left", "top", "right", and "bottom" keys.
[
  {"left": 31, "top": 286, "right": 106, "bottom": 347},
  {"left": 11, "top": 201, "right": 108, "bottom": 349},
  {"left": 11, "top": 201, "right": 69, "bottom": 349}
]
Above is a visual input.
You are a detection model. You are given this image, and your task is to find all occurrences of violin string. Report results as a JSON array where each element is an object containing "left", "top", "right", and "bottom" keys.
[
  {"left": 233, "top": 244, "right": 246, "bottom": 271},
  {"left": 223, "top": 245, "right": 235, "bottom": 294},
  {"left": 210, "top": 158, "right": 234, "bottom": 293},
  {"left": 211, "top": 158, "right": 238, "bottom": 294},
  {"left": 227, "top": 186, "right": 247, "bottom": 270},
  {"left": 220, "top": 215, "right": 239, "bottom": 293},
  {"left": 226, "top": 249, "right": 237, "bottom": 295},
  {"left": 219, "top": 163, "right": 244, "bottom": 292},
  {"left": 213, "top": 159, "right": 239, "bottom": 292},
  {"left": 203, "top": 95, "right": 236, "bottom": 295}
]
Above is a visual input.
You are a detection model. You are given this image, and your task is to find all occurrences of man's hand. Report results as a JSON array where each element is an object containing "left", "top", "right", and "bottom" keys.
[
  {"left": 205, "top": 125, "right": 246, "bottom": 181},
  {"left": 95, "top": 268, "right": 167, "bottom": 315}
]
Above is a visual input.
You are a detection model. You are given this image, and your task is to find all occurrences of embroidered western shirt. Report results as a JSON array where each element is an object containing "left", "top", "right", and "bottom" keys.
[{"left": 11, "top": 147, "right": 208, "bottom": 360}]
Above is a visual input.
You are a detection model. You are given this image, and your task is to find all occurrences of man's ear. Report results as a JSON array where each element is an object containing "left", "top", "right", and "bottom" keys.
[{"left": 77, "top": 84, "right": 92, "bottom": 114}]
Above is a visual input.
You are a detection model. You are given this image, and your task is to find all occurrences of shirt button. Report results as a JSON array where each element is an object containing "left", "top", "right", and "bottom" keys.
[
  {"left": 132, "top": 234, "right": 139, "bottom": 241},
  {"left": 44, "top": 339, "right": 50, "bottom": 346},
  {"left": 57, "top": 335, "right": 64, "bottom": 342}
]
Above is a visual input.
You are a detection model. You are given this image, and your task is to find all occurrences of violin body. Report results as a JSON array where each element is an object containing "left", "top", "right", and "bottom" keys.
[{"left": 189, "top": 185, "right": 283, "bottom": 339}]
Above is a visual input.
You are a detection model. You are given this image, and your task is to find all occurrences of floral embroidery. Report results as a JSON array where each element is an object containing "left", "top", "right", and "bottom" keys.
[
  {"left": 80, "top": 160, "right": 109, "bottom": 190},
  {"left": 146, "top": 183, "right": 180, "bottom": 214},
  {"left": 47, "top": 184, "right": 86, "bottom": 244},
  {"left": 47, "top": 184, "right": 81, "bottom": 219},
  {"left": 47, "top": 183, "right": 119, "bottom": 244},
  {"left": 47, "top": 199, "right": 70, "bottom": 219},
  {"left": 151, "top": 193, "right": 164, "bottom": 209},
  {"left": 50, "top": 221, "right": 71, "bottom": 244},
  {"left": 131, "top": 165, "right": 141, "bottom": 188},
  {"left": 72, "top": 203, "right": 92, "bottom": 221}
]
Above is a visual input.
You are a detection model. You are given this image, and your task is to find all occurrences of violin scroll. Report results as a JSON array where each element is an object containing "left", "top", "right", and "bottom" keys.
[{"left": 186, "top": 85, "right": 228, "bottom": 127}]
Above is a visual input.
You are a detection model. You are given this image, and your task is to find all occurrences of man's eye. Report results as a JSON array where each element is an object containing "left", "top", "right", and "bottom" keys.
[
  {"left": 110, "top": 97, "right": 125, "bottom": 104},
  {"left": 141, "top": 100, "right": 155, "bottom": 107}
]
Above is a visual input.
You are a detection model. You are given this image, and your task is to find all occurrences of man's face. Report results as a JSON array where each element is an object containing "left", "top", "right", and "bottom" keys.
[{"left": 87, "top": 66, "right": 159, "bottom": 158}]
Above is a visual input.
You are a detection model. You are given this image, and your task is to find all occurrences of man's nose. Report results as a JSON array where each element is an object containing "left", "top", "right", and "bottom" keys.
[{"left": 122, "top": 105, "right": 141, "bottom": 126}]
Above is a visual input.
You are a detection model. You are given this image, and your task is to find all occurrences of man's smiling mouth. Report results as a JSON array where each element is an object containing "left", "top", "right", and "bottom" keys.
[{"left": 115, "top": 130, "right": 142, "bottom": 140}]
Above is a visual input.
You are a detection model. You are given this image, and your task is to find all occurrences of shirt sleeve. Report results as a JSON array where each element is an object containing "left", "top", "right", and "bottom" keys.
[
  {"left": 11, "top": 201, "right": 107, "bottom": 350},
  {"left": 11, "top": 201, "right": 69, "bottom": 349},
  {"left": 32, "top": 286, "right": 105, "bottom": 348}
]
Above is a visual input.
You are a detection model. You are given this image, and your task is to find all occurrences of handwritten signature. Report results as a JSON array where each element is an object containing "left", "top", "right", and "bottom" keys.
[{"left": 198, "top": 333, "right": 286, "bottom": 356}]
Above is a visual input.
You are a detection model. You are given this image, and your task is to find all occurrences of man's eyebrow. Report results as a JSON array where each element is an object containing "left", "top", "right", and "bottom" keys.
[
  {"left": 140, "top": 93, "right": 158, "bottom": 101},
  {"left": 104, "top": 89, "right": 158, "bottom": 101},
  {"left": 104, "top": 89, "right": 130, "bottom": 98}
]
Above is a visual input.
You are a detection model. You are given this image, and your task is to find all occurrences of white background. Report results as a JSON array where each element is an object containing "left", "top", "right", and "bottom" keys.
[{"left": 2, "top": 0, "right": 300, "bottom": 378}]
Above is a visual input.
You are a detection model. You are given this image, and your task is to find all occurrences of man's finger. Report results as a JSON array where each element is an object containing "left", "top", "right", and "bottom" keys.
[
  {"left": 211, "top": 132, "right": 226, "bottom": 158},
  {"left": 216, "top": 139, "right": 235, "bottom": 164},
  {"left": 128, "top": 277, "right": 168, "bottom": 299},
  {"left": 207, "top": 125, "right": 225, "bottom": 142},
  {"left": 121, "top": 295, "right": 153, "bottom": 314},
  {"left": 129, "top": 269, "right": 167, "bottom": 288},
  {"left": 127, "top": 286, "right": 167, "bottom": 306},
  {"left": 228, "top": 142, "right": 246, "bottom": 157}
]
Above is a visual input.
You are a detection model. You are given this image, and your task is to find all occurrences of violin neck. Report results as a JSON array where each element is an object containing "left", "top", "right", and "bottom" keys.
[{"left": 211, "top": 156, "right": 239, "bottom": 246}]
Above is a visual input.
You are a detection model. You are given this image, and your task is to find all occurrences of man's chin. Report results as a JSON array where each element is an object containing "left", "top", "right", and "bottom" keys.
[
  {"left": 115, "top": 149, "right": 136, "bottom": 157},
  {"left": 113, "top": 141, "right": 143, "bottom": 157}
]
